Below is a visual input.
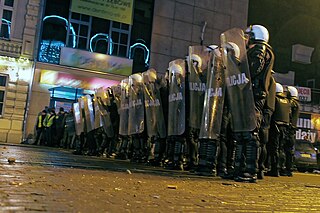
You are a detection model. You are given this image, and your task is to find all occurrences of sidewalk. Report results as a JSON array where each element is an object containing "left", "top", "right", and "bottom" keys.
[{"left": 0, "top": 144, "right": 319, "bottom": 212}]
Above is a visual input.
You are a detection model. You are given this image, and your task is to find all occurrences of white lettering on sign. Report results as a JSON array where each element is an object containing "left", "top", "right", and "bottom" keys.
[
  {"left": 145, "top": 99, "right": 160, "bottom": 107},
  {"left": 208, "top": 87, "right": 223, "bottom": 98},
  {"left": 169, "top": 92, "right": 183, "bottom": 102},
  {"left": 297, "top": 118, "right": 314, "bottom": 129},
  {"left": 189, "top": 82, "right": 206, "bottom": 92},
  {"left": 296, "top": 129, "right": 316, "bottom": 142},
  {"left": 129, "top": 99, "right": 142, "bottom": 107},
  {"left": 226, "top": 73, "right": 249, "bottom": 86}
]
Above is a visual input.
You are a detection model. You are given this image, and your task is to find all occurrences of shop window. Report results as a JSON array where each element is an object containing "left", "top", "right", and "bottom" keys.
[
  {"left": 0, "top": 74, "right": 8, "bottom": 116},
  {"left": 0, "top": 0, "right": 14, "bottom": 39}
]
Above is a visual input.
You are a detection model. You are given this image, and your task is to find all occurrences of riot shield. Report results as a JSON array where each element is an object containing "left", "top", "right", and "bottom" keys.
[
  {"left": 73, "top": 102, "right": 83, "bottom": 136},
  {"left": 142, "top": 69, "right": 166, "bottom": 138},
  {"left": 168, "top": 59, "right": 186, "bottom": 136},
  {"left": 82, "top": 95, "right": 95, "bottom": 132},
  {"left": 199, "top": 49, "right": 226, "bottom": 139},
  {"left": 128, "top": 73, "right": 145, "bottom": 135},
  {"left": 111, "top": 85, "right": 121, "bottom": 111},
  {"left": 220, "top": 28, "right": 256, "bottom": 132},
  {"left": 119, "top": 78, "right": 129, "bottom": 136},
  {"left": 187, "top": 46, "right": 211, "bottom": 129},
  {"left": 93, "top": 94, "right": 103, "bottom": 129},
  {"left": 96, "top": 97, "right": 114, "bottom": 138}
]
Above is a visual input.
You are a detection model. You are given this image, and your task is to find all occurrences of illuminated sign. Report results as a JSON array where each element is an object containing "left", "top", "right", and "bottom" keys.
[
  {"left": 71, "top": 0, "right": 134, "bottom": 25},
  {"left": 39, "top": 70, "right": 119, "bottom": 90},
  {"left": 60, "top": 47, "right": 132, "bottom": 76},
  {"left": 296, "top": 86, "right": 311, "bottom": 102},
  {"left": 296, "top": 112, "right": 320, "bottom": 143}
]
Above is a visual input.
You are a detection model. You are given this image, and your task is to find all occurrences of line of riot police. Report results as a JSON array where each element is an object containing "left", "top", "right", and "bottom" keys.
[{"left": 70, "top": 26, "right": 299, "bottom": 183}]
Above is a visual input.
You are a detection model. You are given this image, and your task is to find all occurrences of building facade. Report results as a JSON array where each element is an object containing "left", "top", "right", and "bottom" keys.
[
  {"left": 0, "top": 0, "right": 39, "bottom": 143},
  {"left": 0, "top": 0, "right": 249, "bottom": 142}
]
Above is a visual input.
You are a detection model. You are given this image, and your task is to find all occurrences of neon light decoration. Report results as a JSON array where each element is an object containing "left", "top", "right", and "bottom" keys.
[
  {"left": 43, "top": 15, "right": 76, "bottom": 48},
  {"left": 89, "top": 33, "right": 114, "bottom": 55},
  {"left": 1, "top": 18, "right": 11, "bottom": 37},
  {"left": 129, "top": 42, "right": 150, "bottom": 66}
]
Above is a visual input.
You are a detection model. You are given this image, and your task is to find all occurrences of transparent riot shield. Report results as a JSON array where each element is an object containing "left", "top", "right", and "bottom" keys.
[
  {"left": 187, "top": 46, "right": 211, "bottom": 129},
  {"left": 78, "top": 97, "right": 87, "bottom": 133},
  {"left": 128, "top": 73, "right": 145, "bottom": 135},
  {"left": 73, "top": 102, "right": 83, "bottom": 136},
  {"left": 142, "top": 69, "right": 166, "bottom": 138},
  {"left": 199, "top": 49, "right": 225, "bottom": 139},
  {"left": 168, "top": 59, "right": 186, "bottom": 136},
  {"left": 82, "top": 95, "right": 95, "bottom": 132},
  {"left": 93, "top": 94, "right": 103, "bottom": 130},
  {"left": 111, "top": 85, "right": 121, "bottom": 111},
  {"left": 220, "top": 28, "right": 256, "bottom": 132},
  {"left": 96, "top": 97, "right": 114, "bottom": 138},
  {"left": 119, "top": 79, "right": 129, "bottom": 136}
]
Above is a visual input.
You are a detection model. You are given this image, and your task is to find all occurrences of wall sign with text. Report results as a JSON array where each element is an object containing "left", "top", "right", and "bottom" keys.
[{"left": 71, "top": 0, "right": 134, "bottom": 25}]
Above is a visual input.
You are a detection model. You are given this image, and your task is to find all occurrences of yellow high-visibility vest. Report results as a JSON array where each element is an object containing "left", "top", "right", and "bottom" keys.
[{"left": 37, "top": 115, "right": 43, "bottom": 128}]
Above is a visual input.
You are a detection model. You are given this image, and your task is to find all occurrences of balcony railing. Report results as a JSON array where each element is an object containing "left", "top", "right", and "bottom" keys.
[{"left": 0, "top": 39, "right": 22, "bottom": 57}]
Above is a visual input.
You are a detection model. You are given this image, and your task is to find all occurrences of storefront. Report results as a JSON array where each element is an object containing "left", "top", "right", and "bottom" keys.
[{"left": 24, "top": 47, "right": 132, "bottom": 138}]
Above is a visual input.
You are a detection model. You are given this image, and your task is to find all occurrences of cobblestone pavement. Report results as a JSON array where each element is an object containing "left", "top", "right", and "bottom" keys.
[{"left": 0, "top": 144, "right": 319, "bottom": 212}]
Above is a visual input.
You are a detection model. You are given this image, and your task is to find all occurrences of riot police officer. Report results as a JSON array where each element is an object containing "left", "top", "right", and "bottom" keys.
[
  {"left": 280, "top": 86, "right": 300, "bottom": 176},
  {"left": 165, "top": 60, "right": 187, "bottom": 170},
  {"left": 221, "top": 26, "right": 275, "bottom": 182},
  {"left": 197, "top": 45, "right": 226, "bottom": 176},
  {"left": 266, "top": 83, "right": 290, "bottom": 177},
  {"left": 258, "top": 72, "right": 276, "bottom": 179},
  {"left": 186, "top": 46, "right": 210, "bottom": 171}
]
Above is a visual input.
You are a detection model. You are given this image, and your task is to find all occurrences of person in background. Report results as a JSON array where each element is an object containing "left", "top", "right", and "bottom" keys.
[
  {"left": 56, "top": 107, "right": 66, "bottom": 147},
  {"left": 34, "top": 110, "right": 47, "bottom": 145},
  {"left": 64, "top": 108, "right": 76, "bottom": 149},
  {"left": 43, "top": 108, "right": 57, "bottom": 147}
]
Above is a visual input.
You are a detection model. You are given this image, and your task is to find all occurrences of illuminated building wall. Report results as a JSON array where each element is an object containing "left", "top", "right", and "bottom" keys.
[{"left": 0, "top": 0, "right": 41, "bottom": 143}]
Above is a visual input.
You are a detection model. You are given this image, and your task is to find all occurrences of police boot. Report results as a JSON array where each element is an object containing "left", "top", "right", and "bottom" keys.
[
  {"left": 195, "top": 140, "right": 208, "bottom": 175},
  {"left": 236, "top": 137, "right": 259, "bottom": 183},
  {"left": 233, "top": 141, "right": 245, "bottom": 181},
  {"left": 164, "top": 138, "right": 175, "bottom": 169},
  {"left": 206, "top": 141, "right": 219, "bottom": 177},
  {"left": 139, "top": 136, "right": 148, "bottom": 163},
  {"left": 131, "top": 135, "right": 141, "bottom": 163},
  {"left": 172, "top": 140, "right": 184, "bottom": 171},
  {"left": 116, "top": 136, "right": 129, "bottom": 160},
  {"left": 265, "top": 154, "right": 279, "bottom": 177},
  {"left": 148, "top": 138, "right": 164, "bottom": 167}
]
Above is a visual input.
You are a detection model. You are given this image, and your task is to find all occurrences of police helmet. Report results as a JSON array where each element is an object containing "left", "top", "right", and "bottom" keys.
[
  {"left": 206, "top": 44, "right": 219, "bottom": 52},
  {"left": 275, "top": 83, "right": 283, "bottom": 93},
  {"left": 245, "top": 24, "right": 269, "bottom": 43},
  {"left": 130, "top": 73, "right": 143, "bottom": 84},
  {"left": 191, "top": 54, "right": 202, "bottom": 68},
  {"left": 169, "top": 64, "right": 183, "bottom": 75},
  {"left": 287, "top": 86, "right": 299, "bottom": 99},
  {"left": 225, "top": 42, "right": 240, "bottom": 59}
]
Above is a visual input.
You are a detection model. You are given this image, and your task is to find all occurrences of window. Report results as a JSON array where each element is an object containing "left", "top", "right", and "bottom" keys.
[
  {"left": 0, "top": 0, "right": 14, "bottom": 39},
  {"left": 0, "top": 74, "right": 8, "bottom": 116},
  {"left": 66, "top": 12, "right": 91, "bottom": 50},
  {"left": 307, "top": 79, "right": 315, "bottom": 88},
  {"left": 38, "top": 0, "right": 153, "bottom": 68},
  {"left": 110, "top": 21, "right": 131, "bottom": 57}
]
